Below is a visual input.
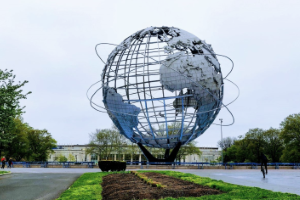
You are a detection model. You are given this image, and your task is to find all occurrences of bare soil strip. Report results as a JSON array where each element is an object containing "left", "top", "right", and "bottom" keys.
[{"left": 102, "top": 172, "right": 223, "bottom": 200}]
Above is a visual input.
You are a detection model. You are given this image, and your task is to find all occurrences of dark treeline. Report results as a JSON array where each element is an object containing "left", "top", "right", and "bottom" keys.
[
  {"left": 219, "top": 113, "right": 300, "bottom": 163},
  {"left": 4, "top": 117, "right": 57, "bottom": 161}
]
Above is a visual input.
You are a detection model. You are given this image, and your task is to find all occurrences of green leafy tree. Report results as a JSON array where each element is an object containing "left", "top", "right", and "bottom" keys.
[
  {"left": 280, "top": 114, "right": 300, "bottom": 162},
  {"left": 4, "top": 117, "right": 31, "bottom": 161},
  {"left": 263, "top": 128, "right": 283, "bottom": 162},
  {"left": 157, "top": 122, "right": 188, "bottom": 136},
  {"left": 111, "top": 126, "right": 128, "bottom": 160},
  {"left": 243, "top": 128, "right": 266, "bottom": 162},
  {"left": 218, "top": 113, "right": 300, "bottom": 163},
  {"left": 223, "top": 129, "right": 266, "bottom": 163},
  {"left": 218, "top": 136, "right": 236, "bottom": 151},
  {"left": 86, "top": 127, "right": 127, "bottom": 160},
  {"left": 124, "top": 143, "right": 140, "bottom": 161},
  {"left": 27, "top": 129, "right": 57, "bottom": 161},
  {"left": 223, "top": 128, "right": 284, "bottom": 163},
  {"left": 175, "top": 141, "right": 202, "bottom": 162},
  {"left": 223, "top": 144, "right": 239, "bottom": 162},
  {"left": 68, "top": 153, "right": 76, "bottom": 162},
  {"left": 234, "top": 135, "right": 248, "bottom": 162},
  {"left": 144, "top": 146, "right": 164, "bottom": 160},
  {"left": 223, "top": 135, "right": 248, "bottom": 163},
  {"left": 57, "top": 154, "right": 67, "bottom": 162},
  {"left": 0, "top": 69, "right": 31, "bottom": 156}
]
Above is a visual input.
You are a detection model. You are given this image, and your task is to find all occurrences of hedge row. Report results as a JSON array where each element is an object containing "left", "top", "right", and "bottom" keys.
[
  {"left": 131, "top": 171, "right": 166, "bottom": 188},
  {"left": 98, "top": 161, "right": 126, "bottom": 172}
]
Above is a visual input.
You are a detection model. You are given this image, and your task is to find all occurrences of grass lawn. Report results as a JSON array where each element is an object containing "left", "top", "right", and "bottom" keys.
[
  {"left": 0, "top": 171, "right": 10, "bottom": 175},
  {"left": 57, "top": 170, "right": 300, "bottom": 200}
]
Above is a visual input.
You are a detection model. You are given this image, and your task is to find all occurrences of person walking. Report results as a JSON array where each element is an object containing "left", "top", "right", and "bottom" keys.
[
  {"left": 260, "top": 152, "right": 268, "bottom": 178},
  {"left": 1, "top": 156, "right": 6, "bottom": 169},
  {"left": 8, "top": 158, "right": 13, "bottom": 168}
]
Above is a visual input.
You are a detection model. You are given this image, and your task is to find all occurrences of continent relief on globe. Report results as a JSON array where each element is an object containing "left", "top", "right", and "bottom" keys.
[
  {"left": 103, "top": 87, "right": 140, "bottom": 141},
  {"left": 101, "top": 26, "right": 224, "bottom": 147}
]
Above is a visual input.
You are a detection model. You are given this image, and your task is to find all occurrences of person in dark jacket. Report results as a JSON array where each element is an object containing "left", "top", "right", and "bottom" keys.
[
  {"left": 260, "top": 152, "right": 268, "bottom": 178},
  {"left": 8, "top": 159, "right": 13, "bottom": 168}
]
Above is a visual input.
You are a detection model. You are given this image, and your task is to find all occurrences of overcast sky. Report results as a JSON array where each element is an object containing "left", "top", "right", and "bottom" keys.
[{"left": 1, "top": 0, "right": 300, "bottom": 148}]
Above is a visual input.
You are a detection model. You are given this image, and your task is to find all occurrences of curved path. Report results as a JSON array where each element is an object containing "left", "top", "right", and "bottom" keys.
[
  {"left": 175, "top": 169, "right": 300, "bottom": 196},
  {"left": 0, "top": 169, "right": 84, "bottom": 200}
]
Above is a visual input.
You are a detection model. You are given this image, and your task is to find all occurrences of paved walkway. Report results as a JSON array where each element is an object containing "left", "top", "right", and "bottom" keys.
[
  {"left": 1, "top": 168, "right": 300, "bottom": 199},
  {"left": 3, "top": 168, "right": 100, "bottom": 174},
  {"left": 0, "top": 172, "right": 81, "bottom": 200},
  {"left": 174, "top": 169, "right": 300, "bottom": 195}
]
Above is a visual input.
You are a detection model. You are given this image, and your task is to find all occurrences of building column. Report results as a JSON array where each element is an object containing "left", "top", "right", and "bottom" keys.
[
  {"left": 114, "top": 154, "right": 116, "bottom": 161},
  {"left": 130, "top": 154, "right": 133, "bottom": 163},
  {"left": 123, "top": 154, "right": 125, "bottom": 161},
  {"left": 139, "top": 154, "right": 141, "bottom": 165}
]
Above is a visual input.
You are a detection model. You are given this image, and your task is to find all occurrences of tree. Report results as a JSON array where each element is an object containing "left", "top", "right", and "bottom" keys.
[
  {"left": 86, "top": 127, "right": 127, "bottom": 160},
  {"left": 263, "top": 128, "right": 283, "bottom": 162},
  {"left": 2, "top": 117, "right": 56, "bottom": 161},
  {"left": 157, "top": 122, "right": 188, "bottom": 136},
  {"left": 68, "top": 153, "right": 76, "bottom": 162},
  {"left": 280, "top": 113, "right": 300, "bottom": 162},
  {"left": 175, "top": 141, "right": 202, "bottom": 162},
  {"left": 124, "top": 142, "right": 141, "bottom": 161},
  {"left": 27, "top": 129, "right": 57, "bottom": 161},
  {"left": 223, "top": 129, "right": 266, "bottom": 163},
  {"left": 111, "top": 126, "right": 128, "bottom": 160},
  {"left": 0, "top": 69, "right": 31, "bottom": 156},
  {"left": 57, "top": 154, "right": 67, "bottom": 162},
  {"left": 244, "top": 128, "right": 266, "bottom": 162},
  {"left": 217, "top": 137, "right": 236, "bottom": 151},
  {"left": 4, "top": 117, "right": 30, "bottom": 161},
  {"left": 223, "top": 144, "right": 239, "bottom": 162}
]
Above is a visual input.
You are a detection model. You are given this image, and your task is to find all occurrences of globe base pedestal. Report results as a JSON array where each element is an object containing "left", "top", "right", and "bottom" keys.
[{"left": 137, "top": 142, "right": 181, "bottom": 164}]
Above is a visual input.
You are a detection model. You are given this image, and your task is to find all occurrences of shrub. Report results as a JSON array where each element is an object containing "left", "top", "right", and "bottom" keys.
[
  {"left": 98, "top": 161, "right": 126, "bottom": 172},
  {"left": 210, "top": 161, "right": 217, "bottom": 165}
]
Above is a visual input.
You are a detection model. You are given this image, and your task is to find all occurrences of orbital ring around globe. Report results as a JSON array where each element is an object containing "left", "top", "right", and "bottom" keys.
[
  {"left": 87, "top": 45, "right": 239, "bottom": 126},
  {"left": 88, "top": 26, "right": 239, "bottom": 150}
]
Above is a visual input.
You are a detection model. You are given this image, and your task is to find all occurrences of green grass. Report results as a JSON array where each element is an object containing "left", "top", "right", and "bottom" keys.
[
  {"left": 57, "top": 170, "right": 300, "bottom": 200},
  {"left": 57, "top": 172, "right": 109, "bottom": 200},
  {"left": 142, "top": 170, "right": 300, "bottom": 199},
  {"left": 0, "top": 171, "right": 10, "bottom": 175}
]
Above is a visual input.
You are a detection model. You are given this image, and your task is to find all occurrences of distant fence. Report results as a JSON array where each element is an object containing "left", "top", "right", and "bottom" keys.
[
  {"left": 5, "top": 161, "right": 95, "bottom": 168},
  {"left": 125, "top": 161, "right": 300, "bottom": 169},
  {"left": 4, "top": 161, "right": 300, "bottom": 169},
  {"left": 224, "top": 162, "right": 300, "bottom": 169}
]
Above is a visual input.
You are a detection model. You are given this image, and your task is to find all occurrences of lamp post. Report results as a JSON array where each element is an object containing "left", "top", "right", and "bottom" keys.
[{"left": 219, "top": 118, "right": 223, "bottom": 165}]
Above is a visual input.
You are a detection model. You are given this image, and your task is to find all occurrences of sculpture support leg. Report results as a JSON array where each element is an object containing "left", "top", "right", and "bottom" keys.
[
  {"left": 137, "top": 142, "right": 182, "bottom": 163},
  {"left": 168, "top": 142, "right": 182, "bottom": 161},
  {"left": 164, "top": 149, "right": 170, "bottom": 159},
  {"left": 137, "top": 143, "right": 157, "bottom": 162}
]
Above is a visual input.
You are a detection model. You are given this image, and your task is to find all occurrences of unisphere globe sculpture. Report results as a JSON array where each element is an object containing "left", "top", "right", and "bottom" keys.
[{"left": 90, "top": 26, "right": 237, "bottom": 162}]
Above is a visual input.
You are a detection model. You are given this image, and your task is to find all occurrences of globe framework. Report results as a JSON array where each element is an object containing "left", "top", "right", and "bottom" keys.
[{"left": 101, "top": 26, "right": 224, "bottom": 162}]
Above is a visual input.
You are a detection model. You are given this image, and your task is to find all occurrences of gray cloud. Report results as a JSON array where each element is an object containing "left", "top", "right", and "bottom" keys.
[{"left": 1, "top": 0, "right": 299, "bottom": 147}]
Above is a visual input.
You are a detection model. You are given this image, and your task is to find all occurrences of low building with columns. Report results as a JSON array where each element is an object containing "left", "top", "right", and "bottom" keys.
[{"left": 48, "top": 144, "right": 221, "bottom": 163}]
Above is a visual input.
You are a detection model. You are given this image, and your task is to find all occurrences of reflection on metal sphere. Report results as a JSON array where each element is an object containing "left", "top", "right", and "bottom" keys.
[{"left": 89, "top": 26, "right": 238, "bottom": 162}]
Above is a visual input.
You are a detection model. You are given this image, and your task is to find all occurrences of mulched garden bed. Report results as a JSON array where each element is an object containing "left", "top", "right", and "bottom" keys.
[{"left": 102, "top": 172, "right": 224, "bottom": 200}]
